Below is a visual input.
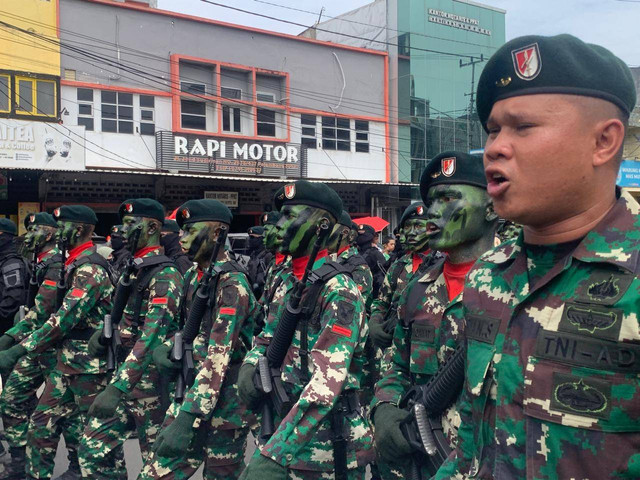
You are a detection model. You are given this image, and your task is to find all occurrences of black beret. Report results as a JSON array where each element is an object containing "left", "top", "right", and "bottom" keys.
[
  {"left": 53, "top": 205, "right": 98, "bottom": 225},
  {"left": 24, "top": 213, "right": 57, "bottom": 229},
  {"left": 420, "top": 151, "right": 486, "bottom": 203},
  {"left": 249, "top": 226, "right": 264, "bottom": 235},
  {"left": 111, "top": 224, "right": 124, "bottom": 235},
  {"left": 261, "top": 211, "right": 281, "bottom": 226},
  {"left": 400, "top": 202, "right": 429, "bottom": 226},
  {"left": 176, "top": 199, "right": 233, "bottom": 229},
  {"left": 162, "top": 219, "right": 180, "bottom": 234},
  {"left": 0, "top": 218, "right": 16, "bottom": 235},
  {"left": 338, "top": 210, "right": 352, "bottom": 228},
  {"left": 477, "top": 34, "right": 637, "bottom": 129},
  {"left": 119, "top": 198, "right": 165, "bottom": 223},
  {"left": 273, "top": 180, "right": 343, "bottom": 221},
  {"left": 356, "top": 223, "right": 375, "bottom": 236}
]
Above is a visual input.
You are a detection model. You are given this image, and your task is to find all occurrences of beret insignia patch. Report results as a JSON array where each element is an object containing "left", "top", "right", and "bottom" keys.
[
  {"left": 358, "top": 224, "right": 364, "bottom": 230},
  {"left": 112, "top": 226, "right": 119, "bottom": 233},
  {"left": 29, "top": 214, "right": 35, "bottom": 223},
  {"left": 441, "top": 157, "right": 456, "bottom": 177},
  {"left": 284, "top": 184, "right": 296, "bottom": 199},
  {"left": 181, "top": 208, "right": 191, "bottom": 220},
  {"left": 263, "top": 214, "right": 268, "bottom": 223},
  {"left": 512, "top": 43, "right": 541, "bottom": 81},
  {"left": 125, "top": 203, "right": 134, "bottom": 214},
  {"left": 53, "top": 208, "right": 60, "bottom": 218},
  {"left": 496, "top": 76, "right": 511, "bottom": 87},
  {"left": 416, "top": 205, "right": 424, "bottom": 215}
]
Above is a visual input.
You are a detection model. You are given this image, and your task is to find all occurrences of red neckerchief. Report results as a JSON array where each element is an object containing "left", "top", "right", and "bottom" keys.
[
  {"left": 65, "top": 241, "right": 94, "bottom": 266},
  {"left": 197, "top": 269, "right": 203, "bottom": 281},
  {"left": 337, "top": 245, "right": 350, "bottom": 256},
  {"left": 292, "top": 249, "right": 329, "bottom": 280},
  {"left": 135, "top": 245, "right": 160, "bottom": 258},
  {"left": 443, "top": 259, "right": 476, "bottom": 301},
  {"left": 275, "top": 252, "right": 286, "bottom": 265},
  {"left": 412, "top": 248, "right": 431, "bottom": 273},
  {"left": 37, "top": 248, "right": 53, "bottom": 263}
]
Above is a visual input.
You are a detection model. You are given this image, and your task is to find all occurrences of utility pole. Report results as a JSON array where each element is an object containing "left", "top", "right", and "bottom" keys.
[{"left": 460, "top": 54, "right": 484, "bottom": 152}]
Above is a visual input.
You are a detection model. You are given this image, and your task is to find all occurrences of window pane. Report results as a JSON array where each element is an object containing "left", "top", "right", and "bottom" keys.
[
  {"left": 356, "top": 132, "right": 368, "bottom": 141},
  {"left": 181, "top": 99, "right": 205, "bottom": 115},
  {"left": 222, "top": 105, "right": 230, "bottom": 131},
  {"left": 0, "top": 76, "right": 8, "bottom": 111},
  {"left": 139, "top": 95, "right": 154, "bottom": 108},
  {"left": 355, "top": 120, "right": 369, "bottom": 131},
  {"left": 322, "top": 116, "right": 335, "bottom": 127},
  {"left": 257, "top": 109, "right": 275, "bottom": 123},
  {"left": 323, "top": 140, "right": 336, "bottom": 150},
  {"left": 78, "top": 104, "right": 92, "bottom": 115},
  {"left": 182, "top": 114, "right": 206, "bottom": 130},
  {"left": 118, "top": 92, "right": 133, "bottom": 105},
  {"left": 102, "top": 119, "right": 117, "bottom": 132},
  {"left": 337, "top": 141, "right": 350, "bottom": 151},
  {"left": 233, "top": 108, "right": 241, "bottom": 132},
  {"left": 336, "top": 118, "right": 350, "bottom": 129},
  {"left": 77, "top": 88, "right": 93, "bottom": 102},
  {"left": 118, "top": 106, "right": 133, "bottom": 120},
  {"left": 18, "top": 80, "right": 33, "bottom": 112},
  {"left": 355, "top": 142, "right": 369, "bottom": 153},
  {"left": 336, "top": 129, "right": 350, "bottom": 140},
  {"left": 101, "top": 104, "right": 117, "bottom": 119},
  {"left": 119, "top": 121, "right": 133, "bottom": 134},
  {"left": 78, "top": 117, "right": 94, "bottom": 131},
  {"left": 302, "top": 127, "right": 315, "bottom": 137},
  {"left": 257, "top": 122, "right": 275, "bottom": 137},
  {"left": 301, "top": 137, "right": 316, "bottom": 149},
  {"left": 140, "top": 123, "right": 155, "bottom": 136},
  {"left": 322, "top": 127, "right": 336, "bottom": 139},
  {"left": 141, "top": 109, "right": 153, "bottom": 121},
  {"left": 101, "top": 91, "right": 116, "bottom": 104},
  {"left": 301, "top": 114, "right": 315, "bottom": 125}
]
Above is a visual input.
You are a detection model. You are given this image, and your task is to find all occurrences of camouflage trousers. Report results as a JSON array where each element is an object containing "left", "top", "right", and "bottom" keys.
[
  {"left": 26, "top": 369, "right": 109, "bottom": 479},
  {"left": 137, "top": 401, "right": 249, "bottom": 480},
  {"left": 79, "top": 395, "right": 166, "bottom": 479},
  {"left": 0, "top": 350, "right": 61, "bottom": 449}
]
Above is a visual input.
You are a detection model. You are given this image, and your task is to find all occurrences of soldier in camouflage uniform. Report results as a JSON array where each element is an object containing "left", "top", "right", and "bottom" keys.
[
  {"left": 138, "top": 198, "right": 259, "bottom": 480},
  {"left": 0, "top": 205, "right": 114, "bottom": 480},
  {"left": 238, "top": 180, "right": 374, "bottom": 480},
  {"left": 161, "top": 219, "right": 194, "bottom": 276},
  {"left": 0, "top": 219, "right": 28, "bottom": 337},
  {"left": 434, "top": 35, "right": 639, "bottom": 479},
  {"left": 372, "top": 152, "right": 497, "bottom": 477},
  {"left": 0, "top": 213, "right": 74, "bottom": 479},
  {"left": 78, "top": 199, "right": 183, "bottom": 478}
]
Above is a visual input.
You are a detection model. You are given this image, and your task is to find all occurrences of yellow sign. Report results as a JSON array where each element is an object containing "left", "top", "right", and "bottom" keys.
[
  {"left": 18, "top": 202, "right": 40, "bottom": 236},
  {"left": 0, "top": 0, "right": 60, "bottom": 76}
]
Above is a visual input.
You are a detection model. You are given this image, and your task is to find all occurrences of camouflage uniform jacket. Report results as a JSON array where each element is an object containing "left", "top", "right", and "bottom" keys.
[
  {"left": 435, "top": 190, "right": 640, "bottom": 480},
  {"left": 179, "top": 257, "right": 259, "bottom": 429},
  {"left": 338, "top": 246, "right": 373, "bottom": 311},
  {"left": 244, "top": 254, "right": 375, "bottom": 471},
  {"left": 372, "top": 256, "right": 463, "bottom": 443},
  {"left": 6, "top": 247, "right": 61, "bottom": 342},
  {"left": 20, "top": 243, "right": 113, "bottom": 375},
  {"left": 110, "top": 246, "right": 183, "bottom": 399}
]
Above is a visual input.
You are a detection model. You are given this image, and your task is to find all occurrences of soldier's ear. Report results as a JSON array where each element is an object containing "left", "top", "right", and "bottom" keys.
[
  {"left": 147, "top": 220, "right": 160, "bottom": 235},
  {"left": 485, "top": 201, "right": 498, "bottom": 223}
]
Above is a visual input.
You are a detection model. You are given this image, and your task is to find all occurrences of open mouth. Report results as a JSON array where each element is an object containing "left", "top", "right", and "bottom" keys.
[{"left": 486, "top": 170, "right": 510, "bottom": 197}]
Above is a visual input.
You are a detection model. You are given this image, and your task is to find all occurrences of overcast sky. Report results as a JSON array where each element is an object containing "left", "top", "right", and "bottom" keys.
[{"left": 157, "top": 0, "right": 640, "bottom": 66}]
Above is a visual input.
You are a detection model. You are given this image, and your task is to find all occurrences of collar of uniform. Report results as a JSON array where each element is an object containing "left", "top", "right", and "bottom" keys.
[
  {"left": 275, "top": 252, "right": 286, "bottom": 265},
  {"left": 37, "top": 246, "right": 58, "bottom": 263},
  {"left": 134, "top": 245, "right": 161, "bottom": 258},
  {"left": 292, "top": 249, "right": 329, "bottom": 280},
  {"left": 65, "top": 241, "right": 94, "bottom": 266},
  {"left": 571, "top": 188, "right": 640, "bottom": 274},
  {"left": 337, "top": 245, "right": 350, "bottom": 257},
  {"left": 418, "top": 255, "right": 446, "bottom": 283}
]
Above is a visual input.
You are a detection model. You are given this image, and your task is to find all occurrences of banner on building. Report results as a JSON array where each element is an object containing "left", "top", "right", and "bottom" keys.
[
  {"left": 156, "top": 131, "right": 306, "bottom": 178},
  {"left": 617, "top": 160, "right": 640, "bottom": 187},
  {"left": 204, "top": 191, "right": 239, "bottom": 208},
  {"left": 0, "top": 120, "right": 86, "bottom": 171}
]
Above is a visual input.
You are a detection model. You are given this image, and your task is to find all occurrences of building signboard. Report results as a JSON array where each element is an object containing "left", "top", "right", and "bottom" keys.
[
  {"left": 0, "top": 120, "right": 85, "bottom": 171},
  {"left": 204, "top": 191, "right": 239, "bottom": 208},
  {"left": 428, "top": 8, "right": 492, "bottom": 36},
  {"left": 617, "top": 159, "right": 640, "bottom": 187},
  {"left": 156, "top": 131, "right": 305, "bottom": 178}
]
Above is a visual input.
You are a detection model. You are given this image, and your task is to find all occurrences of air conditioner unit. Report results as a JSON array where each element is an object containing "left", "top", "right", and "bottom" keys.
[{"left": 257, "top": 92, "right": 276, "bottom": 103}]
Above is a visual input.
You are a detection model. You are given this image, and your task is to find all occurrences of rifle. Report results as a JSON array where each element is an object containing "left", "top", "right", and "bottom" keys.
[
  {"left": 25, "top": 243, "right": 39, "bottom": 310},
  {"left": 171, "top": 225, "right": 228, "bottom": 403},
  {"left": 398, "top": 343, "right": 466, "bottom": 479},
  {"left": 99, "top": 225, "right": 142, "bottom": 372},
  {"left": 55, "top": 237, "right": 68, "bottom": 310},
  {"left": 254, "top": 219, "right": 331, "bottom": 443}
]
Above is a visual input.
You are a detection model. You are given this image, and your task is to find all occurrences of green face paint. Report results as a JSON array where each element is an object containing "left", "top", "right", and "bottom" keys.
[
  {"left": 403, "top": 218, "right": 430, "bottom": 253},
  {"left": 23, "top": 224, "right": 55, "bottom": 254},
  {"left": 397, "top": 228, "right": 406, "bottom": 248},
  {"left": 276, "top": 204, "right": 332, "bottom": 257},
  {"left": 56, "top": 220, "right": 84, "bottom": 248},
  {"left": 326, "top": 223, "right": 350, "bottom": 254},
  {"left": 424, "top": 184, "right": 492, "bottom": 252},
  {"left": 179, "top": 221, "right": 216, "bottom": 265},
  {"left": 121, "top": 215, "right": 159, "bottom": 251},
  {"left": 263, "top": 223, "right": 281, "bottom": 251}
]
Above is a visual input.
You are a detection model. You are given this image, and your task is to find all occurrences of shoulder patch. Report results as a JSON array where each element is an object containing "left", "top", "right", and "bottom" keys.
[
  {"left": 71, "top": 288, "right": 84, "bottom": 298},
  {"left": 151, "top": 297, "right": 168, "bottom": 305},
  {"left": 220, "top": 307, "right": 236, "bottom": 315},
  {"left": 153, "top": 281, "right": 170, "bottom": 297},
  {"left": 221, "top": 285, "right": 236, "bottom": 306},
  {"left": 43, "top": 279, "right": 57, "bottom": 287},
  {"left": 331, "top": 324, "right": 352, "bottom": 337},
  {"left": 337, "top": 300, "right": 355, "bottom": 326}
]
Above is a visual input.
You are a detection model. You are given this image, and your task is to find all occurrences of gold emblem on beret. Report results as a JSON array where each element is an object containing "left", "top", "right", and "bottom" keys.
[
  {"left": 496, "top": 76, "right": 512, "bottom": 87},
  {"left": 431, "top": 172, "right": 441, "bottom": 179}
]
